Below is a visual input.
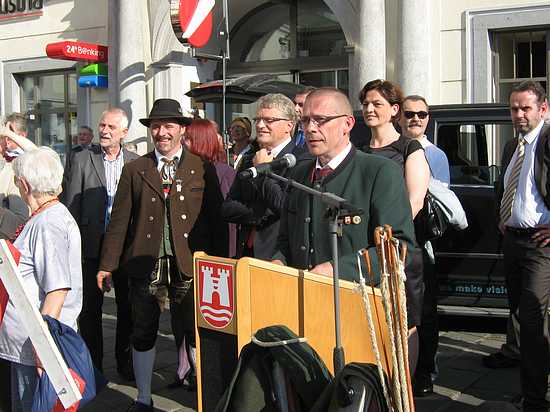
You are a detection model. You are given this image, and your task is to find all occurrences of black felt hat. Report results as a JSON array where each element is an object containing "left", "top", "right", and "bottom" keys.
[{"left": 139, "top": 98, "right": 193, "bottom": 127}]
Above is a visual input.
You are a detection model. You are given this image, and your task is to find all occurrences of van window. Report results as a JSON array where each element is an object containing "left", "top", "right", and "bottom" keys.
[{"left": 436, "top": 123, "right": 515, "bottom": 185}]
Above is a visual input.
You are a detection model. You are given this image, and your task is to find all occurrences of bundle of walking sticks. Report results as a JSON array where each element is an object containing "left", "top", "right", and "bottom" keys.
[{"left": 357, "top": 225, "right": 415, "bottom": 412}]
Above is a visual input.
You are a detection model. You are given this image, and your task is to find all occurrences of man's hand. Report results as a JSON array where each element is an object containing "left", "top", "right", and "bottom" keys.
[
  {"left": 498, "top": 221, "right": 505, "bottom": 235},
  {"left": 97, "top": 271, "right": 112, "bottom": 292},
  {"left": 253, "top": 148, "right": 273, "bottom": 167},
  {"left": 532, "top": 224, "right": 550, "bottom": 247},
  {"left": 271, "top": 259, "right": 284, "bottom": 266},
  {"left": 310, "top": 261, "right": 334, "bottom": 277}
]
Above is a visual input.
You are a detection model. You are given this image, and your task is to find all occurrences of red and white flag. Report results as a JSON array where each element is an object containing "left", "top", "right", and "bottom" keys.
[{"left": 0, "top": 240, "right": 20, "bottom": 326}]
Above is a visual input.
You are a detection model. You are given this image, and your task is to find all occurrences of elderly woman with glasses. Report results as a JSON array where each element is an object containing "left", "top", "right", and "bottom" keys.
[{"left": 0, "top": 147, "right": 82, "bottom": 411}]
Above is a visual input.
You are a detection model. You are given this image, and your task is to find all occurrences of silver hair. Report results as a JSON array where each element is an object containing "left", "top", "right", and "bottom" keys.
[
  {"left": 4, "top": 112, "right": 27, "bottom": 134},
  {"left": 13, "top": 147, "right": 64, "bottom": 195},
  {"left": 257, "top": 93, "right": 296, "bottom": 123},
  {"left": 101, "top": 108, "right": 129, "bottom": 129}
]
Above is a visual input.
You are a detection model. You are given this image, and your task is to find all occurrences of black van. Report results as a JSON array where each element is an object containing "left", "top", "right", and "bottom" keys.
[{"left": 352, "top": 103, "right": 513, "bottom": 317}]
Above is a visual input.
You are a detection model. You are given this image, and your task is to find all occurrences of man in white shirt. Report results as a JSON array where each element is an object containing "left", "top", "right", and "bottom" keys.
[{"left": 496, "top": 80, "right": 550, "bottom": 412}]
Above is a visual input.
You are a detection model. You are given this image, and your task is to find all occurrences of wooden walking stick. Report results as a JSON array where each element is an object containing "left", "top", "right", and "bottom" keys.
[
  {"left": 388, "top": 234, "right": 415, "bottom": 412},
  {"left": 375, "top": 227, "right": 403, "bottom": 412},
  {"left": 383, "top": 225, "right": 410, "bottom": 412},
  {"left": 358, "top": 249, "right": 391, "bottom": 406}
]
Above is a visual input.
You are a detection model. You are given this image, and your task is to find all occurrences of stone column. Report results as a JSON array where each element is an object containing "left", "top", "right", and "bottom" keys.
[
  {"left": 396, "top": 0, "right": 431, "bottom": 99},
  {"left": 116, "top": 0, "right": 148, "bottom": 142},
  {"left": 350, "top": 0, "right": 386, "bottom": 108},
  {"left": 108, "top": 0, "right": 119, "bottom": 108}
]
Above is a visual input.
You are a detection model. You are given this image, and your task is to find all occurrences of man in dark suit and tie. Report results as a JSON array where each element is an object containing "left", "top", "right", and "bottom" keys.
[
  {"left": 222, "top": 93, "right": 306, "bottom": 259},
  {"left": 63, "top": 108, "right": 138, "bottom": 378},
  {"left": 496, "top": 80, "right": 550, "bottom": 412}
]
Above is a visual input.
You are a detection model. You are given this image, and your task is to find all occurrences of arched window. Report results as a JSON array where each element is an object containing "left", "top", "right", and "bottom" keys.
[{"left": 228, "top": 0, "right": 348, "bottom": 91}]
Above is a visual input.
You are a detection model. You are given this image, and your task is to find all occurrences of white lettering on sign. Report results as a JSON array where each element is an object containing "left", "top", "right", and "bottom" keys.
[{"left": 64, "top": 44, "right": 104, "bottom": 59}]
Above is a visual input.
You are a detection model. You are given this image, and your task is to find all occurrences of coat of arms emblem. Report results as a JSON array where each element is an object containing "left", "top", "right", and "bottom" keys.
[{"left": 197, "top": 259, "right": 234, "bottom": 329}]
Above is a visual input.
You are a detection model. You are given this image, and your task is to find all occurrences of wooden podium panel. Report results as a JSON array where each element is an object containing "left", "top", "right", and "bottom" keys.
[
  {"left": 235, "top": 257, "right": 391, "bottom": 375},
  {"left": 194, "top": 253, "right": 391, "bottom": 411}
]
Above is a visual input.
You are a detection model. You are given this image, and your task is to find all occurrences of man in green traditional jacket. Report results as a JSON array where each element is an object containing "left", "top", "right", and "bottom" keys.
[{"left": 272, "top": 88, "right": 417, "bottom": 306}]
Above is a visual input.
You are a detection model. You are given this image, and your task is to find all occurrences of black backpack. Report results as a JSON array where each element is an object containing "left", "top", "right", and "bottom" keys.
[
  {"left": 311, "top": 363, "right": 389, "bottom": 412},
  {"left": 215, "top": 325, "right": 332, "bottom": 412}
]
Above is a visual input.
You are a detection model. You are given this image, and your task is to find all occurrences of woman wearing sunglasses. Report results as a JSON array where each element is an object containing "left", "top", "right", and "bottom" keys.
[{"left": 360, "top": 79, "right": 431, "bottom": 380}]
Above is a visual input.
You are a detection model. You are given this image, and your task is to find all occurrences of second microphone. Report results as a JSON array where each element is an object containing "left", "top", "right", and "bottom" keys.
[{"left": 238, "top": 153, "right": 297, "bottom": 180}]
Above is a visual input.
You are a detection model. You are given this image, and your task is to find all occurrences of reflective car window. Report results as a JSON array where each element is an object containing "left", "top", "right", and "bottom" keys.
[{"left": 436, "top": 122, "right": 515, "bottom": 186}]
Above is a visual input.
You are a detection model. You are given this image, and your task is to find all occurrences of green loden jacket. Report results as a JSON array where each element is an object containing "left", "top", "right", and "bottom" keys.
[{"left": 272, "top": 146, "right": 416, "bottom": 286}]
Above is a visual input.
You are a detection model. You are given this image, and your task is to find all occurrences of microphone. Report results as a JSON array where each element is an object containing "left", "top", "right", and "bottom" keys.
[{"left": 238, "top": 153, "right": 297, "bottom": 180}]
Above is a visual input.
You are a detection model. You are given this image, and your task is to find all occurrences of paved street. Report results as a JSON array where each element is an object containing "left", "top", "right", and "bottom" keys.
[{"left": 85, "top": 294, "right": 519, "bottom": 411}]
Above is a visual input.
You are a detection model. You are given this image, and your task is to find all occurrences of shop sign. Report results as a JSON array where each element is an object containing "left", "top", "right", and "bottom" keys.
[
  {"left": 78, "top": 75, "right": 107, "bottom": 88},
  {"left": 171, "top": 0, "right": 214, "bottom": 48},
  {"left": 46, "top": 41, "right": 108, "bottom": 63},
  {"left": 79, "top": 63, "right": 108, "bottom": 76},
  {"left": 0, "top": 0, "right": 43, "bottom": 21}
]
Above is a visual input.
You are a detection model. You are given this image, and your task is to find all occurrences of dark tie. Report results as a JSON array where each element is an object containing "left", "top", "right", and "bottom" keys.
[
  {"left": 313, "top": 166, "right": 333, "bottom": 183},
  {"left": 3, "top": 153, "right": 16, "bottom": 163}
]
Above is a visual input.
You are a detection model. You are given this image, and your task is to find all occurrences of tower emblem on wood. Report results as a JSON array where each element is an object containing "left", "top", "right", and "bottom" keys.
[{"left": 197, "top": 259, "right": 234, "bottom": 328}]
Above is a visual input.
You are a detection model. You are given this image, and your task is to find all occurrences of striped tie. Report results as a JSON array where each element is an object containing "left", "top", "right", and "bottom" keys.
[{"left": 500, "top": 137, "right": 526, "bottom": 225}]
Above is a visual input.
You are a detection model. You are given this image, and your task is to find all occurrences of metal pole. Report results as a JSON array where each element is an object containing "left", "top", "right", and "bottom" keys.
[
  {"left": 329, "top": 214, "right": 345, "bottom": 374},
  {"left": 222, "top": 0, "right": 230, "bottom": 159},
  {"left": 85, "top": 87, "right": 91, "bottom": 128},
  {"left": 222, "top": 50, "right": 227, "bottom": 151},
  {"left": 223, "top": 0, "right": 230, "bottom": 60}
]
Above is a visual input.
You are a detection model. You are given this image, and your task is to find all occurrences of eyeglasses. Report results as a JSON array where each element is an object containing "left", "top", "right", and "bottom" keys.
[
  {"left": 252, "top": 117, "right": 290, "bottom": 125},
  {"left": 404, "top": 111, "right": 429, "bottom": 120},
  {"left": 301, "top": 114, "right": 348, "bottom": 127}
]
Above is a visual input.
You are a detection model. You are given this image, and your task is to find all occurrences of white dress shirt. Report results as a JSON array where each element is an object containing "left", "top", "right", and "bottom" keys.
[
  {"left": 503, "top": 120, "right": 550, "bottom": 228},
  {"left": 155, "top": 146, "right": 184, "bottom": 172},
  {"left": 270, "top": 137, "right": 292, "bottom": 158},
  {"left": 316, "top": 142, "right": 352, "bottom": 171}
]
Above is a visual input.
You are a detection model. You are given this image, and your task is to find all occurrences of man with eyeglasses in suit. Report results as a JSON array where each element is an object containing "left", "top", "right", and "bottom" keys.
[{"left": 222, "top": 93, "right": 307, "bottom": 259}]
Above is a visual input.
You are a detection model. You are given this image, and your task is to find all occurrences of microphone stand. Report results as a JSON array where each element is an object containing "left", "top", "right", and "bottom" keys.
[{"left": 267, "top": 171, "right": 363, "bottom": 374}]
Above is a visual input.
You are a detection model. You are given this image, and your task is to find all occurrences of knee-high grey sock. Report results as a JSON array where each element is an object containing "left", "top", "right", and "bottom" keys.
[{"left": 133, "top": 347, "right": 155, "bottom": 405}]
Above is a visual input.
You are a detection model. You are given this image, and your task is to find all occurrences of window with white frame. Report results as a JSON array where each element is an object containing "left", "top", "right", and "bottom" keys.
[{"left": 493, "top": 30, "right": 548, "bottom": 103}]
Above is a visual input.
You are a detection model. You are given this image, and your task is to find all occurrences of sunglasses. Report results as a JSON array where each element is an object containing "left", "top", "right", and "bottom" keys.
[{"left": 404, "top": 111, "right": 429, "bottom": 120}]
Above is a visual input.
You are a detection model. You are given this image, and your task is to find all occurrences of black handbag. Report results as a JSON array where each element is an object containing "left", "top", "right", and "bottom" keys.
[{"left": 416, "top": 192, "right": 448, "bottom": 243}]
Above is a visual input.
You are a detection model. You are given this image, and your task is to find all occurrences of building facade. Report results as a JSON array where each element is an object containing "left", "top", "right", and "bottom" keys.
[{"left": 0, "top": 0, "right": 549, "bottom": 157}]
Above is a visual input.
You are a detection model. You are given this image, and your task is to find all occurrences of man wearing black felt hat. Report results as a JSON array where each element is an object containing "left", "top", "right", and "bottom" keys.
[{"left": 97, "top": 98, "right": 228, "bottom": 412}]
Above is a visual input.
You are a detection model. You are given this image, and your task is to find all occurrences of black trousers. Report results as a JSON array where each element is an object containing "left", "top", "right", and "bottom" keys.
[
  {"left": 0, "top": 358, "right": 10, "bottom": 411},
  {"left": 129, "top": 260, "right": 195, "bottom": 352},
  {"left": 504, "top": 231, "right": 550, "bottom": 411},
  {"left": 415, "top": 246, "right": 439, "bottom": 377},
  {"left": 78, "top": 258, "right": 133, "bottom": 370}
]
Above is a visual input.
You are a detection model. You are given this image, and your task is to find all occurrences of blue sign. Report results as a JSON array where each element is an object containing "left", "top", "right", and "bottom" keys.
[{"left": 78, "top": 75, "right": 107, "bottom": 88}]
